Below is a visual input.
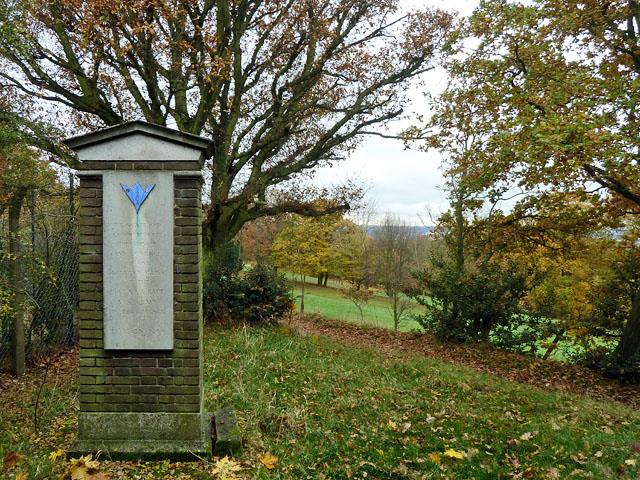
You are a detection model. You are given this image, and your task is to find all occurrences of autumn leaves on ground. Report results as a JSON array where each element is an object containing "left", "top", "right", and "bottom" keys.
[{"left": 1, "top": 320, "right": 639, "bottom": 480}]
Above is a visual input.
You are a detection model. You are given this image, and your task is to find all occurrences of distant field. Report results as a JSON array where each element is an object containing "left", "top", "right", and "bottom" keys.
[
  {"left": 284, "top": 274, "right": 593, "bottom": 362},
  {"left": 287, "top": 275, "right": 424, "bottom": 332}
]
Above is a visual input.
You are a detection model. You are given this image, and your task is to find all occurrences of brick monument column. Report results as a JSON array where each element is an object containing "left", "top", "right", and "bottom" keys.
[{"left": 64, "top": 121, "right": 213, "bottom": 458}]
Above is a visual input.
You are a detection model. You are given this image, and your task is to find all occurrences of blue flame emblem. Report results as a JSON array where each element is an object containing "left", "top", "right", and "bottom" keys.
[{"left": 121, "top": 183, "right": 155, "bottom": 213}]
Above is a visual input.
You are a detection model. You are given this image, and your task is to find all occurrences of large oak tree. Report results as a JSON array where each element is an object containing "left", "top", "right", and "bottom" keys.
[{"left": 0, "top": 0, "right": 453, "bottom": 249}]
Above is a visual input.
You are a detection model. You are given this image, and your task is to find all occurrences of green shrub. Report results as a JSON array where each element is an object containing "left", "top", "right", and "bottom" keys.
[
  {"left": 203, "top": 241, "right": 244, "bottom": 322},
  {"left": 231, "top": 264, "right": 293, "bottom": 325},
  {"left": 412, "top": 254, "right": 533, "bottom": 344},
  {"left": 203, "top": 242, "right": 292, "bottom": 324}
]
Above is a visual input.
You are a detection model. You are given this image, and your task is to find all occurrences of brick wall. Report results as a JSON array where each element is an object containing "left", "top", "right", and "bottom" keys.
[{"left": 77, "top": 174, "right": 203, "bottom": 414}]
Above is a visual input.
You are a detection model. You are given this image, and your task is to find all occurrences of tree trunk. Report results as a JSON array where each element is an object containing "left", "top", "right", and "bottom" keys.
[
  {"left": 617, "top": 287, "right": 640, "bottom": 362},
  {"left": 323, "top": 273, "right": 328, "bottom": 287},
  {"left": 299, "top": 274, "right": 306, "bottom": 320},
  {"left": 543, "top": 331, "right": 564, "bottom": 360},
  {"left": 317, "top": 274, "right": 323, "bottom": 286},
  {"left": 454, "top": 189, "right": 465, "bottom": 277},
  {"left": 8, "top": 195, "right": 26, "bottom": 376}
]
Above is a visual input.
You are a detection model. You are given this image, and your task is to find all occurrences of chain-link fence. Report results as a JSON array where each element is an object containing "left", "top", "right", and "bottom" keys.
[{"left": 0, "top": 181, "right": 79, "bottom": 371}]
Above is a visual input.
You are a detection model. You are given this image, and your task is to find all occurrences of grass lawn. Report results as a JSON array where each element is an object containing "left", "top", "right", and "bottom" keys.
[
  {"left": 2, "top": 324, "right": 640, "bottom": 479},
  {"left": 286, "top": 277, "right": 600, "bottom": 363},
  {"left": 289, "top": 279, "right": 424, "bottom": 333}
]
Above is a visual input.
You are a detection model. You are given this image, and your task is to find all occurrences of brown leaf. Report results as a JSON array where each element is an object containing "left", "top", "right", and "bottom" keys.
[
  {"left": 3, "top": 451, "right": 22, "bottom": 469},
  {"left": 632, "top": 442, "right": 640, "bottom": 454}
]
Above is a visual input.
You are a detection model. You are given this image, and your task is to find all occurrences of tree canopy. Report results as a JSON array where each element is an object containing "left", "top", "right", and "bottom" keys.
[{"left": 0, "top": 0, "right": 453, "bottom": 248}]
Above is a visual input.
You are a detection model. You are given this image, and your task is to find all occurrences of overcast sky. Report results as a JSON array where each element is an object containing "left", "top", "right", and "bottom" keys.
[{"left": 314, "top": 0, "right": 478, "bottom": 225}]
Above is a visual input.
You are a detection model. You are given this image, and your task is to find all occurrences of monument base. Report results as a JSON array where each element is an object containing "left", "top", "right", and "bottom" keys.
[{"left": 69, "top": 412, "right": 213, "bottom": 460}]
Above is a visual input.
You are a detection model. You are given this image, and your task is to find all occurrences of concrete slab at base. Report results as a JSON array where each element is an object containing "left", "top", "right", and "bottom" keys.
[
  {"left": 68, "top": 440, "right": 211, "bottom": 461},
  {"left": 70, "top": 412, "right": 213, "bottom": 460}
]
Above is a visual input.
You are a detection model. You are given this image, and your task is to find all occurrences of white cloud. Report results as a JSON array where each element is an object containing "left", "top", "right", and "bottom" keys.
[{"left": 312, "top": 0, "right": 478, "bottom": 225}]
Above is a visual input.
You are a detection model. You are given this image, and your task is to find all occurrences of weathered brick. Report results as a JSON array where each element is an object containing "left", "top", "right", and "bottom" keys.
[
  {"left": 131, "top": 386, "right": 164, "bottom": 395},
  {"left": 106, "top": 358, "right": 140, "bottom": 367},
  {"left": 130, "top": 404, "right": 165, "bottom": 412},
  {"left": 80, "top": 349, "right": 105, "bottom": 358},
  {"left": 80, "top": 253, "right": 102, "bottom": 264},
  {"left": 79, "top": 197, "right": 102, "bottom": 207},
  {"left": 175, "top": 245, "right": 199, "bottom": 255},
  {"left": 105, "top": 394, "right": 136, "bottom": 403},
  {"left": 175, "top": 217, "right": 198, "bottom": 226},
  {"left": 80, "top": 376, "right": 97, "bottom": 385},
  {"left": 80, "top": 273, "right": 102, "bottom": 283},
  {"left": 106, "top": 376, "right": 140, "bottom": 385},
  {"left": 131, "top": 367, "right": 164, "bottom": 376},
  {"left": 175, "top": 312, "right": 199, "bottom": 321},
  {"left": 79, "top": 339, "right": 103, "bottom": 348},
  {"left": 177, "top": 207, "right": 200, "bottom": 218},
  {"left": 80, "top": 329, "right": 103, "bottom": 340},
  {"left": 175, "top": 254, "right": 199, "bottom": 265},
  {"left": 81, "top": 311, "right": 103, "bottom": 320},
  {"left": 79, "top": 292, "right": 102, "bottom": 303},
  {"left": 175, "top": 274, "right": 197, "bottom": 284},
  {"left": 165, "top": 404, "right": 199, "bottom": 413},
  {"left": 173, "top": 349, "right": 199, "bottom": 359},
  {"left": 176, "top": 188, "right": 198, "bottom": 199},
  {"left": 175, "top": 236, "right": 198, "bottom": 245},
  {"left": 175, "top": 303, "right": 199, "bottom": 313},
  {"left": 140, "top": 377, "right": 157, "bottom": 385},
  {"left": 167, "top": 367, "right": 199, "bottom": 376},
  {"left": 79, "top": 245, "right": 102, "bottom": 255},
  {"left": 175, "top": 292, "right": 198, "bottom": 303},
  {"left": 80, "top": 394, "right": 96, "bottom": 403},
  {"left": 175, "top": 330, "right": 199, "bottom": 340}
]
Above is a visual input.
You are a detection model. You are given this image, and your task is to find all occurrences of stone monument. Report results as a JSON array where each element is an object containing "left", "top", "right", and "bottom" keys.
[{"left": 64, "top": 121, "right": 214, "bottom": 458}]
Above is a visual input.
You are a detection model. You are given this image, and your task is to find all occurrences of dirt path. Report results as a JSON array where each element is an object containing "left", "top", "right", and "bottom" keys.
[{"left": 297, "top": 315, "right": 640, "bottom": 408}]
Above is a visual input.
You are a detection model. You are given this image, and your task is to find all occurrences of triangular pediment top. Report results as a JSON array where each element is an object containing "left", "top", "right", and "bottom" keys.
[{"left": 63, "top": 121, "right": 213, "bottom": 162}]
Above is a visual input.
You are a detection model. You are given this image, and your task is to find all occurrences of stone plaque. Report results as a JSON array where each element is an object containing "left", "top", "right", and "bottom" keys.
[{"left": 103, "top": 171, "right": 174, "bottom": 350}]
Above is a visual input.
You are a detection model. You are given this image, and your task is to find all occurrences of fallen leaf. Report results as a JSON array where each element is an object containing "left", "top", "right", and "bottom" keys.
[
  {"left": 3, "top": 452, "right": 22, "bottom": 469},
  {"left": 259, "top": 453, "right": 278, "bottom": 470},
  {"left": 520, "top": 432, "right": 534, "bottom": 441},
  {"left": 49, "top": 449, "right": 64, "bottom": 462},
  {"left": 443, "top": 448, "right": 464, "bottom": 460},
  {"left": 400, "top": 422, "right": 411, "bottom": 433},
  {"left": 427, "top": 452, "right": 441, "bottom": 465},
  {"left": 625, "top": 459, "right": 637, "bottom": 467},
  {"left": 546, "top": 467, "right": 560, "bottom": 479},
  {"left": 594, "top": 451, "right": 603, "bottom": 459},
  {"left": 632, "top": 442, "right": 640, "bottom": 454},
  {"left": 15, "top": 472, "right": 28, "bottom": 480},
  {"left": 211, "top": 456, "right": 242, "bottom": 480},
  {"left": 387, "top": 420, "right": 397, "bottom": 430}
]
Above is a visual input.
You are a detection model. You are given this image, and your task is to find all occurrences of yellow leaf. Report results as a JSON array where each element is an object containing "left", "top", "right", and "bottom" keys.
[
  {"left": 427, "top": 452, "right": 441, "bottom": 465},
  {"left": 259, "top": 453, "right": 278, "bottom": 470},
  {"left": 49, "top": 449, "right": 64, "bottom": 462},
  {"left": 211, "top": 456, "right": 243, "bottom": 480},
  {"left": 387, "top": 420, "right": 397, "bottom": 430},
  {"left": 625, "top": 459, "right": 637, "bottom": 467},
  {"left": 443, "top": 449, "right": 464, "bottom": 460},
  {"left": 520, "top": 432, "right": 534, "bottom": 441},
  {"left": 71, "top": 465, "right": 88, "bottom": 480},
  {"left": 15, "top": 472, "right": 28, "bottom": 480}
]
